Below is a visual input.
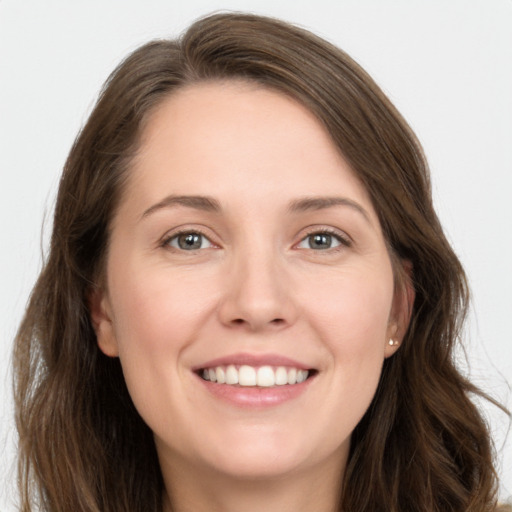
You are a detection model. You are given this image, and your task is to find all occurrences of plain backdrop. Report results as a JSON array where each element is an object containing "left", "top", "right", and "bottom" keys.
[{"left": 1, "top": 0, "right": 511, "bottom": 509}]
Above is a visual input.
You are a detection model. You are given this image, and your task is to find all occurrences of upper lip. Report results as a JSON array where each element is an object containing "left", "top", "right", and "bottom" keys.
[{"left": 192, "top": 352, "right": 313, "bottom": 371}]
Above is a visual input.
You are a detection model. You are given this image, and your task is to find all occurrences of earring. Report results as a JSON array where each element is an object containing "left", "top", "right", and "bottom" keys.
[{"left": 388, "top": 339, "right": 399, "bottom": 346}]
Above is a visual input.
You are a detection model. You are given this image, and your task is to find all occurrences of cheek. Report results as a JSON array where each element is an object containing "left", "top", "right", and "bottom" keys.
[
  {"left": 106, "top": 262, "right": 218, "bottom": 401},
  {"left": 109, "top": 261, "right": 215, "bottom": 350},
  {"left": 300, "top": 266, "right": 393, "bottom": 395},
  {"left": 303, "top": 265, "right": 393, "bottom": 347}
]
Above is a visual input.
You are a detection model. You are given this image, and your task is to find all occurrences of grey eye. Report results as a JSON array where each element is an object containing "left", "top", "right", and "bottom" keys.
[
  {"left": 297, "top": 233, "right": 343, "bottom": 250},
  {"left": 168, "top": 232, "right": 212, "bottom": 250}
]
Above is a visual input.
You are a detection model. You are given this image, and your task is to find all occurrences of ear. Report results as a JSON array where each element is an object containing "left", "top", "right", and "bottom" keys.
[
  {"left": 88, "top": 286, "right": 119, "bottom": 357},
  {"left": 384, "top": 260, "right": 415, "bottom": 358}
]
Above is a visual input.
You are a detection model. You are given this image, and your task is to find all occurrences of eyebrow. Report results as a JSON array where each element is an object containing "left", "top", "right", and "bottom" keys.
[
  {"left": 141, "top": 194, "right": 371, "bottom": 224},
  {"left": 141, "top": 195, "right": 221, "bottom": 219},
  {"left": 288, "top": 196, "right": 371, "bottom": 223}
]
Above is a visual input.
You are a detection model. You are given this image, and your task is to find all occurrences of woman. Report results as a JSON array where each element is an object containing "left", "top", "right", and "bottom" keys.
[{"left": 13, "top": 12, "right": 509, "bottom": 512}]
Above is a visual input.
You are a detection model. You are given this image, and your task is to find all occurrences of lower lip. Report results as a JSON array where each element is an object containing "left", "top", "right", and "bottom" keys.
[{"left": 196, "top": 374, "right": 314, "bottom": 408}]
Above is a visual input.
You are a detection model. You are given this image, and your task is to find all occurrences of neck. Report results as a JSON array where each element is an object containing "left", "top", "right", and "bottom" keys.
[{"left": 160, "top": 454, "right": 345, "bottom": 512}]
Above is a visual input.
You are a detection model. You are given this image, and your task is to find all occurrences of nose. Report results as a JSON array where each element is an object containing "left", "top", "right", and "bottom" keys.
[{"left": 217, "top": 246, "right": 298, "bottom": 332}]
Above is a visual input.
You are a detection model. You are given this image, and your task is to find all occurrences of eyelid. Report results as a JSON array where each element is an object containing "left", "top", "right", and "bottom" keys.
[
  {"left": 159, "top": 226, "right": 219, "bottom": 251},
  {"left": 294, "top": 226, "right": 352, "bottom": 250},
  {"left": 157, "top": 224, "right": 352, "bottom": 252}
]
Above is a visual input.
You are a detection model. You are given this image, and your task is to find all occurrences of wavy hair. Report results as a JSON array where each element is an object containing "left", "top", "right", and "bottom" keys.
[{"left": 13, "top": 12, "right": 507, "bottom": 512}]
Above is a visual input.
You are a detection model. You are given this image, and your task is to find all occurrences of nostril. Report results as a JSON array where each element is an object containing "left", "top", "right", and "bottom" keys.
[{"left": 229, "top": 317, "right": 285, "bottom": 327}]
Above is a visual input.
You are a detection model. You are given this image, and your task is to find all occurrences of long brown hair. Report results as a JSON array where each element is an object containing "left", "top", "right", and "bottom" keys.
[{"left": 13, "top": 12, "right": 507, "bottom": 512}]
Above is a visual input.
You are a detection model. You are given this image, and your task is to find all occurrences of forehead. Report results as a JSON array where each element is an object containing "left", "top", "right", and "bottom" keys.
[
  {"left": 122, "top": 81, "right": 377, "bottom": 221},
  {"left": 137, "top": 80, "right": 336, "bottom": 170}
]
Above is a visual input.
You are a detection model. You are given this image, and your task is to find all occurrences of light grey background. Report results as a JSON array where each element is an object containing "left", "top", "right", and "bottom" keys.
[{"left": 1, "top": 0, "right": 511, "bottom": 509}]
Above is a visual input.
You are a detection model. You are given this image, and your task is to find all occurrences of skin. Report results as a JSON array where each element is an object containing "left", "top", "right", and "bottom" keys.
[{"left": 91, "top": 82, "right": 411, "bottom": 512}]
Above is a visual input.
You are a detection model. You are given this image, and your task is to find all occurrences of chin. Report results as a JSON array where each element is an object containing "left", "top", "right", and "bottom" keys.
[
  {"left": 188, "top": 426, "right": 348, "bottom": 483},
  {"left": 205, "top": 451, "right": 307, "bottom": 482}
]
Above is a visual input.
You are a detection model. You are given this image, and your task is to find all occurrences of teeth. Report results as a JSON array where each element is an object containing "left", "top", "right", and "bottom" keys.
[
  {"left": 216, "top": 367, "right": 226, "bottom": 384},
  {"left": 257, "top": 366, "right": 275, "bottom": 387},
  {"left": 226, "top": 364, "right": 238, "bottom": 385},
  {"left": 200, "top": 365, "right": 310, "bottom": 387},
  {"left": 275, "top": 366, "right": 288, "bottom": 385},
  {"left": 239, "top": 365, "right": 256, "bottom": 386}
]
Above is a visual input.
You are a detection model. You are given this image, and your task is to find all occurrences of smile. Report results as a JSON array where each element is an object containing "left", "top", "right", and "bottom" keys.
[{"left": 200, "top": 365, "right": 311, "bottom": 387}]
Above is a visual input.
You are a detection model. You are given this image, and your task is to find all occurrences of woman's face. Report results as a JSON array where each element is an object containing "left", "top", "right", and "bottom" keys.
[{"left": 92, "top": 82, "right": 406, "bottom": 485}]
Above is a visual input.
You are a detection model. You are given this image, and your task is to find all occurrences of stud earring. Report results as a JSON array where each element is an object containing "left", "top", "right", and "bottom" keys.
[{"left": 388, "top": 339, "right": 399, "bottom": 346}]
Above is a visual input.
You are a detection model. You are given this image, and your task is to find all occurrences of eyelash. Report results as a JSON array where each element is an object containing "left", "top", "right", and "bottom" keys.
[
  {"left": 160, "top": 227, "right": 352, "bottom": 252},
  {"left": 296, "top": 228, "right": 352, "bottom": 252},
  {"left": 160, "top": 229, "right": 215, "bottom": 251}
]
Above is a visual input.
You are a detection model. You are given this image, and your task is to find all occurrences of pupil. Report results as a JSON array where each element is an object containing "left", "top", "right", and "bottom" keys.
[
  {"left": 179, "top": 233, "right": 201, "bottom": 250},
  {"left": 310, "top": 234, "right": 331, "bottom": 249}
]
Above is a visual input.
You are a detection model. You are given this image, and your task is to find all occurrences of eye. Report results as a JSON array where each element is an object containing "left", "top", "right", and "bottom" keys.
[
  {"left": 296, "top": 231, "right": 348, "bottom": 250},
  {"left": 166, "top": 231, "right": 213, "bottom": 251}
]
